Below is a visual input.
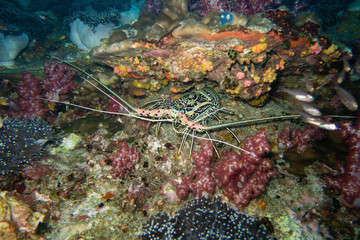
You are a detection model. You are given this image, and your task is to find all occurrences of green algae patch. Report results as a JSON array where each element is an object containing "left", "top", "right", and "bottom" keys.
[{"left": 51, "top": 133, "right": 82, "bottom": 154}]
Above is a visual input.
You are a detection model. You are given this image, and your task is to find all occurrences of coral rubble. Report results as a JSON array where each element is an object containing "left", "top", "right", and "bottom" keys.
[
  {"left": 0, "top": 191, "right": 45, "bottom": 237},
  {"left": 141, "top": 196, "right": 271, "bottom": 239}
]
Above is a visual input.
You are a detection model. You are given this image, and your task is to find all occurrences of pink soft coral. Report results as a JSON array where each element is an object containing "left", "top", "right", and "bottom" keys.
[
  {"left": 173, "top": 132, "right": 276, "bottom": 208},
  {"left": 214, "top": 131, "right": 276, "bottom": 207},
  {"left": 173, "top": 140, "right": 216, "bottom": 199},
  {"left": 110, "top": 141, "right": 140, "bottom": 179},
  {"left": 324, "top": 112, "right": 360, "bottom": 208},
  {"left": 5, "top": 61, "right": 77, "bottom": 118}
]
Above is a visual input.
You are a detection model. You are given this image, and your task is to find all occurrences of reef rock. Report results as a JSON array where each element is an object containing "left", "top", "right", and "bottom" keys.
[{"left": 91, "top": 2, "right": 348, "bottom": 101}]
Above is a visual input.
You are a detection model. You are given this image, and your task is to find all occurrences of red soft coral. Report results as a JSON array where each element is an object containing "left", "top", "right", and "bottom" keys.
[
  {"left": 214, "top": 132, "right": 276, "bottom": 208},
  {"left": 324, "top": 112, "right": 360, "bottom": 208},
  {"left": 173, "top": 140, "right": 216, "bottom": 199},
  {"left": 110, "top": 141, "right": 140, "bottom": 179}
]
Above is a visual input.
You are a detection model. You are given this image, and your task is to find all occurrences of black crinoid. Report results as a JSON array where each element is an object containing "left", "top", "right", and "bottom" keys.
[
  {"left": 0, "top": 118, "right": 54, "bottom": 175},
  {"left": 141, "top": 196, "right": 272, "bottom": 240}
]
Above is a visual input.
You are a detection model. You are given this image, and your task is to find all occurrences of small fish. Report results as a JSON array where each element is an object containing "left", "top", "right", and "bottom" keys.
[
  {"left": 0, "top": 116, "right": 3, "bottom": 128},
  {"left": 304, "top": 73, "right": 314, "bottom": 93},
  {"left": 342, "top": 57, "right": 351, "bottom": 72},
  {"left": 336, "top": 69, "right": 345, "bottom": 84},
  {"left": 300, "top": 102, "right": 321, "bottom": 116},
  {"left": 299, "top": 111, "right": 337, "bottom": 130},
  {"left": 307, "top": 118, "right": 338, "bottom": 131},
  {"left": 128, "top": 86, "right": 147, "bottom": 97},
  {"left": 277, "top": 87, "right": 314, "bottom": 102},
  {"left": 101, "top": 38, "right": 109, "bottom": 43},
  {"left": 38, "top": 14, "right": 46, "bottom": 21},
  {"left": 333, "top": 85, "right": 358, "bottom": 111},
  {"left": 0, "top": 97, "right": 9, "bottom": 106}
]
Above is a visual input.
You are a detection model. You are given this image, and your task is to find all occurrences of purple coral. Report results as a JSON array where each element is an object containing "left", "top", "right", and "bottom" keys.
[
  {"left": 42, "top": 61, "right": 77, "bottom": 101},
  {"left": 109, "top": 141, "right": 140, "bottom": 179},
  {"left": 173, "top": 132, "right": 276, "bottom": 208},
  {"left": 278, "top": 125, "right": 327, "bottom": 152},
  {"left": 6, "top": 61, "right": 77, "bottom": 118},
  {"left": 173, "top": 140, "right": 216, "bottom": 199},
  {"left": 214, "top": 131, "right": 277, "bottom": 208},
  {"left": 324, "top": 112, "right": 360, "bottom": 208},
  {"left": 15, "top": 71, "right": 46, "bottom": 118}
]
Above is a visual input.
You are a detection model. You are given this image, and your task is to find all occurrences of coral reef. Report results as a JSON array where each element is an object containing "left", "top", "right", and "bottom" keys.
[
  {"left": 141, "top": 196, "right": 271, "bottom": 239},
  {"left": 5, "top": 61, "right": 77, "bottom": 118},
  {"left": 173, "top": 140, "right": 216, "bottom": 199},
  {"left": 214, "top": 131, "right": 276, "bottom": 208},
  {"left": 91, "top": 1, "right": 347, "bottom": 102},
  {"left": 1, "top": 0, "right": 358, "bottom": 239},
  {"left": 0, "top": 118, "right": 54, "bottom": 174},
  {"left": 173, "top": 132, "right": 276, "bottom": 208},
  {"left": 0, "top": 191, "right": 45, "bottom": 237},
  {"left": 324, "top": 112, "right": 360, "bottom": 208},
  {"left": 0, "top": 32, "right": 29, "bottom": 66},
  {"left": 278, "top": 125, "right": 327, "bottom": 152},
  {"left": 109, "top": 141, "right": 140, "bottom": 179},
  {"left": 188, "top": 0, "right": 282, "bottom": 17},
  {"left": 42, "top": 61, "right": 77, "bottom": 100}
]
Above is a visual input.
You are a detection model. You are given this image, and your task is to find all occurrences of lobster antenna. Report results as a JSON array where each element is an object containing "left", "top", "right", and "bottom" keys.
[
  {"left": 80, "top": 77, "right": 130, "bottom": 114},
  {"left": 36, "top": 97, "right": 173, "bottom": 123},
  {"left": 48, "top": 55, "right": 137, "bottom": 112},
  {"left": 204, "top": 115, "right": 302, "bottom": 130},
  {"left": 181, "top": 131, "right": 257, "bottom": 157},
  {"left": 205, "top": 114, "right": 356, "bottom": 131},
  {"left": 35, "top": 97, "right": 132, "bottom": 117}
]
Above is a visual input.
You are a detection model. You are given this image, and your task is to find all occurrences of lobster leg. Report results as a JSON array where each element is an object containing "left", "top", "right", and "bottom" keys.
[
  {"left": 155, "top": 122, "right": 162, "bottom": 136},
  {"left": 188, "top": 130, "right": 195, "bottom": 160},
  {"left": 178, "top": 127, "right": 189, "bottom": 156},
  {"left": 214, "top": 115, "right": 241, "bottom": 144},
  {"left": 205, "top": 131, "right": 221, "bottom": 159}
]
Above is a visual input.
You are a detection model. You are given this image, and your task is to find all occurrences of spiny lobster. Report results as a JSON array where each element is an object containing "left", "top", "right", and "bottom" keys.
[{"left": 48, "top": 56, "right": 341, "bottom": 158}]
